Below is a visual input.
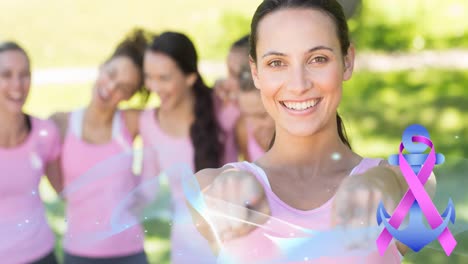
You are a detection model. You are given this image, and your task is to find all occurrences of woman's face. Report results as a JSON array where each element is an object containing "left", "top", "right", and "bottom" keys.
[
  {"left": 251, "top": 8, "right": 354, "bottom": 137},
  {"left": 0, "top": 50, "right": 31, "bottom": 115},
  {"left": 225, "top": 47, "right": 249, "bottom": 93},
  {"left": 144, "top": 51, "right": 196, "bottom": 111},
  {"left": 239, "top": 89, "right": 274, "bottom": 149},
  {"left": 92, "top": 56, "right": 141, "bottom": 110}
]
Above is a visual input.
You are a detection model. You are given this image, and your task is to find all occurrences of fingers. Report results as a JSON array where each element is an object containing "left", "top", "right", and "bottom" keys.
[
  {"left": 202, "top": 170, "right": 269, "bottom": 244},
  {"left": 332, "top": 179, "right": 392, "bottom": 250}
]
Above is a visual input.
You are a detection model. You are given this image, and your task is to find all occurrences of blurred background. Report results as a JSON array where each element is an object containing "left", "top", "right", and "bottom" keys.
[{"left": 1, "top": 0, "right": 467, "bottom": 263}]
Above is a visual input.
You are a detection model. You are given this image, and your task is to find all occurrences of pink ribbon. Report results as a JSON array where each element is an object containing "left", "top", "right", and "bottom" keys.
[{"left": 377, "top": 136, "right": 456, "bottom": 256}]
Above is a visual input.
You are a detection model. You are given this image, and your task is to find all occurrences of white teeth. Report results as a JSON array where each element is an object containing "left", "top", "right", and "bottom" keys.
[{"left": 283, "top": 99, "right": 320, "bottom": 111}]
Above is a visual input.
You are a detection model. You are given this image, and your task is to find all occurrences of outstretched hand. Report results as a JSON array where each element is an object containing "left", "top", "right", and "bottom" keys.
[{"left": 189, "top": 168, "right": 271, "bottom": 253}]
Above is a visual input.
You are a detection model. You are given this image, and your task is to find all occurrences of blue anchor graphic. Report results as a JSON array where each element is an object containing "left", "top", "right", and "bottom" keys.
[
  {"left": 378, "top": 124, "right": 456, "bottom": 252},
  {"left": 377, "top": 199, "right": 456, "bottom": 252}
]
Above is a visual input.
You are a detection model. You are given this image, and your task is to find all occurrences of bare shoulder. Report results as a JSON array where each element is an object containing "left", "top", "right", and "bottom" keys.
[{"left": 49, "top": 112, "right": 69, "bottom": 139}]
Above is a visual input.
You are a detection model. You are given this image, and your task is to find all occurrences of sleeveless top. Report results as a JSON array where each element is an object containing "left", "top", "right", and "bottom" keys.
[
  {"left": 139, "top": 109, "right": 217, "bottom": 263},
  {"left": 218, "top": 159, "right": 403, "bottom": 263},
  {"left": 61, "top": 109, "right": 145, "bottom": 257}
]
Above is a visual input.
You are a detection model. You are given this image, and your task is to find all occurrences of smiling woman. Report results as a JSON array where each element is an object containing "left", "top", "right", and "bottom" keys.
[
  {"left": 186, "top": 0, "right": 422, "bottom": 263},
  {"left": 49, "top": 29, "right": 152, "bottom": 264},
  {"left": 139, "top": 31, "right": 241, "bottom": 264},
  {"left": 0, "top": 41, "right": 62, "bottom": 264}
]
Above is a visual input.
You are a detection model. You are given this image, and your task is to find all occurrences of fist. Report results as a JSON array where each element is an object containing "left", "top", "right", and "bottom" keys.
[
  {"left": 331, "top": 166, "right": 400, "bottom": 249},
  {"left": 202, "top": 168, "right": 271, "bottom": 243}
]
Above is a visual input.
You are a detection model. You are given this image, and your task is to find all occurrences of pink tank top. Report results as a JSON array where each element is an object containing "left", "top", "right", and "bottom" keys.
[
  {"left": 139, "top": 109, "right": 217, "bottom": 263},
  {"left": 220, "top": 159, "right": 402, "bottom": 263},
  {"left": 61, "top": 109, "right": 145, "bottom": 258},
  {"left": 246, "top": 121, "right": 265, "bottom": 162},
  {"left": 213, "top": 95, "right": 240, "bottom": 163},
  {"left": 0, "top": 117, "right": 60, "bottom": 263}
]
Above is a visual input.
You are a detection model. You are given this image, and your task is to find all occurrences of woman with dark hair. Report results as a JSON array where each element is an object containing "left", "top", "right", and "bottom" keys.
[
  {"left": 140, "top": 31, "right": 239, "bottom": 263},
  {"left": 51, "top": 29, "right": 151, "bottom": 264},
  {"left": 0, "top": 41, "right": 62, "bottom": 264},
  {"left": 188, "top": 0, "right": 434, "bottom": 263}
]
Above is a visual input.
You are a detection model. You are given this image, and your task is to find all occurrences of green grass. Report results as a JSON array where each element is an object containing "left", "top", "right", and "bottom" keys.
[{"left": 341, "top": 70, "right": 468, "bottom": 159}]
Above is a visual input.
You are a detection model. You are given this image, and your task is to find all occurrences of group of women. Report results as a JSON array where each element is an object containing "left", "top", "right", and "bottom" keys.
[{"left": 1, "top": 0, "right": 431, "bottom": 263}]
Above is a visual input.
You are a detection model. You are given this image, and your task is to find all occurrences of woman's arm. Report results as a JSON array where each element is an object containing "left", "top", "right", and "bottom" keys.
[
  {"left": 45, "top": 158, "right": 63, "bottom": 194},
  {"left": 122, "top": 109, "right": 142, "bottom": 139},
  {"left": 331, "top": 161, "right": 437, "bottom": 256},
  {"left": 186, "top": 167, "right": 270, "bottom": 254},
  {"left": 45, "top": 113, "right": 68, "bottom": 194},
  {"left": 49, "top": 112, "right": 69, "bottom": 141}
]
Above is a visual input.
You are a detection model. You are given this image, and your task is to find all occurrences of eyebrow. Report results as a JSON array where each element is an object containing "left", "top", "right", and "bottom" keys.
[{"left": 261, "top": 46, "right": 334, "bottom": 59}]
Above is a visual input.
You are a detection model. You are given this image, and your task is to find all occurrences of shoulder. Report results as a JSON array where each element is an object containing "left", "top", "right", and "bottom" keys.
[{"left": 27, "top": 116, "right": 62, "bottom": 158}]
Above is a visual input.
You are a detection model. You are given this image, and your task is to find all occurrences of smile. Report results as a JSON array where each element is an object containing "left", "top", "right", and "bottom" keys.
[{"left": 280, "top": 98, "right": 322, "bottom": 111}]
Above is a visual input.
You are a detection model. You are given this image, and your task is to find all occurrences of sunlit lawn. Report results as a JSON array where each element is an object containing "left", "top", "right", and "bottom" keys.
[
  {"left": 31, "top": 69, "right": 467, "bottom": 263},
  {"left": 2, "top": 0, "right": 467, "bottom": 69}
]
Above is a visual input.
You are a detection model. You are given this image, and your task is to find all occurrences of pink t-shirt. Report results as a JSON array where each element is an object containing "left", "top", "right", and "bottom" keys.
[
  {"left": 219, "top": 159, "right": 403, "bottom": 263},
  {"left": 0, "top": 117, "right": 60, "bottom": 264},
  {"left": 61, "top": 109, "right": 145, "bottom": 258},
  {"left": 213, "top": 96, "right": 240, "bottom": 163}
]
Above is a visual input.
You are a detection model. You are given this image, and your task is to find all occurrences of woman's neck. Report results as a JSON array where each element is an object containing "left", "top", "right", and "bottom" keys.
[
  {"left": 264, "top": 122, "right": 360, "bottom": 176},
  {"left": 85, "top": 102, "right": 116, "bottom": 127},
  {"left": 0, "top": 110, "right": 29, "bottom": 147},
  {"left": 158, "top": 92, "right": 196, "bottom": 133}
]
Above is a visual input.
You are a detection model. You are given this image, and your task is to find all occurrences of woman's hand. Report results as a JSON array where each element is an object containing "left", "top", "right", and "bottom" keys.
[
  {"left": 187, "top": 167, "right": 270, "bottom": 254},
  {"left": 331, "top": 166, "right": 403, "bottom": 249}
]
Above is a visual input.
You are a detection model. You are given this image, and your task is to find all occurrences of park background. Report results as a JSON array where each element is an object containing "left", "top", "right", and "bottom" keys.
[{"left": 1, "top": 0, "right": 467, "bottom": 263}]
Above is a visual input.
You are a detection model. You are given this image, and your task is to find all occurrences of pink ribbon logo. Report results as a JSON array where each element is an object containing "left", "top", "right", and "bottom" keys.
[{"left": 377, "top": 124, "right": 456, "bottom": 255}]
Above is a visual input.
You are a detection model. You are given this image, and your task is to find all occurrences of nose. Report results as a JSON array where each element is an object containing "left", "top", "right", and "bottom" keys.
[
  {"left": 11, "top": 75, "right": 26, "bottom": 91},
  {"left": 285, "top": 64, "right": 310, "bottom": 94},
  {"left": 102, "top": 80, "right": 118, "bottom": 95}
]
